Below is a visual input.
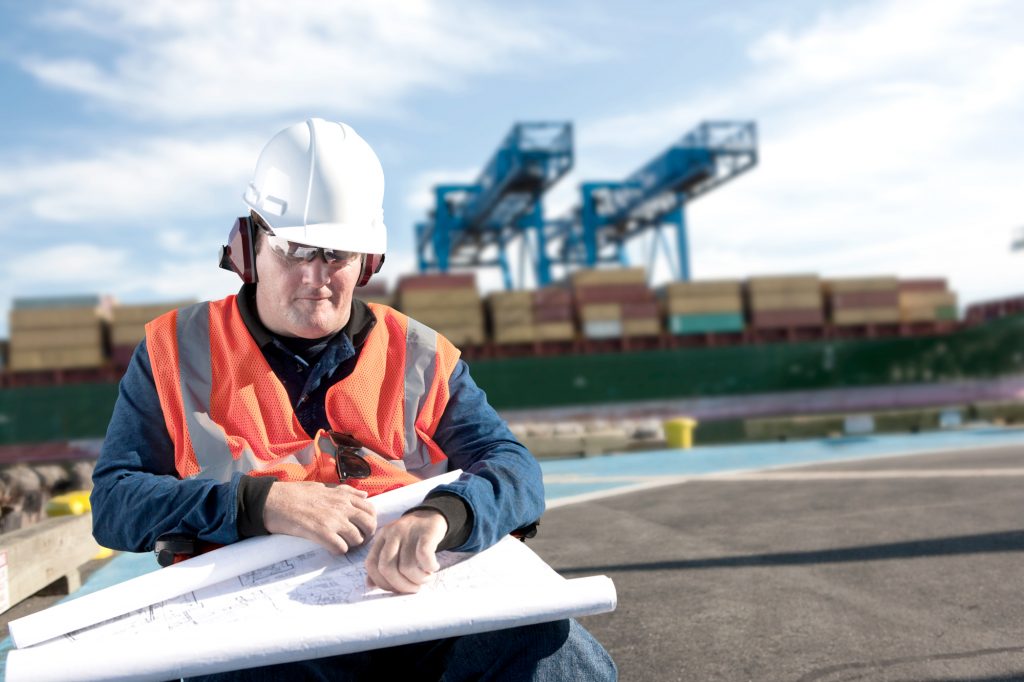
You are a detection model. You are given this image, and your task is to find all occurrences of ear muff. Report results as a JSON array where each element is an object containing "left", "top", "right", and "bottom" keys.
[
  {"left": 219, "top": 216, "right": 259, "bottom": 284},
  {"left": 357, "top": 253, "right": 384, "bottom": 287}
]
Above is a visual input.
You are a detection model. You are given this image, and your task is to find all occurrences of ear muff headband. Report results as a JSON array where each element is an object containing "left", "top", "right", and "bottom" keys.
[
  {"left": 219, "top": 216, "right": 259, "bottom": 284},
  {"left": 357, "top": 253, "right": 385, "bottom": 287}
]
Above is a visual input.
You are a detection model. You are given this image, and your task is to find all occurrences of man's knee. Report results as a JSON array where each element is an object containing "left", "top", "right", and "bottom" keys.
[{"left": 450, "top": 619, "right": 616, "bottom": 681}]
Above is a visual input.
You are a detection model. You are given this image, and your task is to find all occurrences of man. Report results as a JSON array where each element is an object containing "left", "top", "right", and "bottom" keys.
[{"left": 91, "top": 118, "right": 616, "bottom": 680}]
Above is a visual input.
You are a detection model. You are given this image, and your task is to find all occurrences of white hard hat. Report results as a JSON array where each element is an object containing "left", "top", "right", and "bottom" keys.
[{"left": 243, "top": 118, "right": 386, "bottom": 255}]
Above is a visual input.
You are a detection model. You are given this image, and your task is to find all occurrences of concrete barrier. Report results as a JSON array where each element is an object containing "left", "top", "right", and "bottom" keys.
[{"left": 0, "top": 513, "right": 101, "bottom": 614}]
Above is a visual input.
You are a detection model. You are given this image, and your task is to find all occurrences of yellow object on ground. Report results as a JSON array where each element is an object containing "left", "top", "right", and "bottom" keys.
[
  {"left": 46, "top": 490, "right": 114, "bottom": 559},
  {"left": 46, "top": 490, "right": 92, "bottom": 517},
  {"left": 664, "top": 417, "right": 699, "bottom": 449}
]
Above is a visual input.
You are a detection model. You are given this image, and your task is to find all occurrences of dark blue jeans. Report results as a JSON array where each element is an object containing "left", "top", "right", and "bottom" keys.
[{"left": 187, "top": 619, "right": 616, "bottom": 681}]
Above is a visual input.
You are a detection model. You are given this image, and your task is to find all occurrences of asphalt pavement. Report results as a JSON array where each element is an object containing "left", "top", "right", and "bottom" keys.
[{"left": 531, "top": 444, "right": 1024, "bottom": 681}]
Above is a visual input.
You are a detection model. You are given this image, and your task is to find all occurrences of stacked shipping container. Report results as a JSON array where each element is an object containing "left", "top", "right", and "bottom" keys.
[
  {"left": 899, "top": 279, "right": 957, "bottom": 323},
  {"left": 0, "top": 271, "right": 968, "bottom": 383},
  {"left": 397, "top": 274, "right": 485, "bottom": 346},
  {"left": 570, "top": 267, "right": 658, "bottom": 339},
  {"left": 532, "top": 287, "right": 575, "bottom": 341},
  {"left": 825, "top": 277, "right": 901, "bottom": 326},
  {"left": 661, "top": 280, "right": 744, "bottom": 335},
  {"left": 8, "top": 296, "right": 110, "bottom": 371},
  {"left": 109, "top": 301, "right": 195, "bottom": 367},
  {"left": 746, "top": 275, "right": 824, "bottom": 329},
  {"left": 488, "top": 291, "right": 535, "bottom": 345}
]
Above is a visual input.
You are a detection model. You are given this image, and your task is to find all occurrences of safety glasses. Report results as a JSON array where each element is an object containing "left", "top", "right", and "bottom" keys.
[
  {"left": 327, "top": 431, "right": 372, "bottom": 483},
  {"left": 263, "top": 231, "right": 360, "bottom": 266}
]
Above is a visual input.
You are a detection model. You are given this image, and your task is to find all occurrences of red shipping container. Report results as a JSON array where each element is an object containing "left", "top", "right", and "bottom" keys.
[
  {"left": 533, "top": 288, "right": 572, "bottom": 306},
  {"left": 574, "top": 283, "right": 654, "bottom": 304},
  {"left": 750, "top": 309, "right": 824, "bottom": 328},
  {"left": 533, "top": 305, "right": 574, "bottom": 322},
  {"left": 397, "top": 273, "right": 476, "bottom": 291},
  {"left": 830, "top": 291, "right": 900, "bottom": 308},
  {"left": 621, "top": 302, "right": 660, "bottom": 320},
  {"left": 898, "top": 279, "right": 947, "bottom": 292},
  {"left": 111, "top": 344, "right": 136, "bottom": 370}
]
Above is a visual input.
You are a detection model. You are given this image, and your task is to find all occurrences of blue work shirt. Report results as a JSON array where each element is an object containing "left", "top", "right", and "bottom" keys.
[{"left": 91, "top": 290, "right": 545, "bottom": 555}]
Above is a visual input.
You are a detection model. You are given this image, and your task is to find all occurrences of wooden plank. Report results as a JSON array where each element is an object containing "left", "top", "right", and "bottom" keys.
[{"left": 0, "top": 514, "right": 101, "bottom": 614}]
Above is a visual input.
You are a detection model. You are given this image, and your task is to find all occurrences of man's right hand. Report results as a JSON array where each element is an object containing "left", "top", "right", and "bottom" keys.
[{"left": 263, "top": 482, "right": 377, "bottom": 555}]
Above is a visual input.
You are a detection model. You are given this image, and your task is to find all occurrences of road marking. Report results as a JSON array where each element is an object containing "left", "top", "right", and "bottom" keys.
[
  {"left": 543, "top": 467, "right": 1024, "bottom": 509},
  {"left": 701, "top": 468, "right": 1024, "bottom": 481}
]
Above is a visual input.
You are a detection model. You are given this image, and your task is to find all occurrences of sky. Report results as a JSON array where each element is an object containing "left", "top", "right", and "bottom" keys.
[{"left": 0, "top": 0, "right": 1021, "bottom": 337}]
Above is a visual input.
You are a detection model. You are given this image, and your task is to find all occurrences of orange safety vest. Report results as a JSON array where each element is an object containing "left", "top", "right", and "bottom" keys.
[{"left": 145, "top": 296, "right": 462, "bottom": 496}]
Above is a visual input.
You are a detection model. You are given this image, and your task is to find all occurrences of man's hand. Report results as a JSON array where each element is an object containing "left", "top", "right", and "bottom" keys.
[
  {"left": 263, "top": 481, "right": 377, "bottom": 555},
  {"left": 365, "top": 510, "right": 448, "bottom": 594}
]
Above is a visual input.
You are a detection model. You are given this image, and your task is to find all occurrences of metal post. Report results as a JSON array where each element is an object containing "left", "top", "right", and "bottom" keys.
[
  {"left": 433, "top": 188, "right": 452, "bottom": 273},
  {"left": 670, "top": 198, "right": 691, "bottom": 281},
  {"left": 530, "top": 197, "right": 552, "bottom": 286}
]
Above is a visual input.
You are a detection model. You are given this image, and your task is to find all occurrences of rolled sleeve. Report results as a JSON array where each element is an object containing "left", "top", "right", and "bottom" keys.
[{"left": 428, "top": 359, "right": 545, "bottom": 553}]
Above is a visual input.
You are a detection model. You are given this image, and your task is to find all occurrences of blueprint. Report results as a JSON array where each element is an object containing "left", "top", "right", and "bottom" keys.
[{"left": 5, "top": 472, "right": 617, "bottom": 682}]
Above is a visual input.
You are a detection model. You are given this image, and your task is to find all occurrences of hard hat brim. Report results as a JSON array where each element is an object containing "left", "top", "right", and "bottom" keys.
[{"left": 269, "top": 222, "right": 387, "bottom": 255}]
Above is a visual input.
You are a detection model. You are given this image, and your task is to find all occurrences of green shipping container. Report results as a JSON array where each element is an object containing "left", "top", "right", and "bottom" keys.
[
  {"left": 935, "top": 305, "right": 958, "bottom": 321},
  {"left": 669, "top": 312, "right": 745, "bottom": 335}
]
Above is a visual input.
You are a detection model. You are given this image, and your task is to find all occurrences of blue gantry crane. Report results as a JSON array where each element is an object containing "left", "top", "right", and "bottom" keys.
[
  {"left": 549, "top": 120, "right": 757, "bottom": 281},
  {"left": 417, "top": 120, "right": 756, "bottom": 288},
  {"left": 416, "top": 122, "right": 573, "bottom": 289}
]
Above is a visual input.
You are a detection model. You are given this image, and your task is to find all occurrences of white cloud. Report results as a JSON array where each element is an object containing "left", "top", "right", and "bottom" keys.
[
  {"left": 8, "top": 243, "right": 130, "bottom": 285},
  {"left": 404, "top": 166, "right": 479, "bottom": 214},
  {"left": 0, "top": 135, "right": 255, "bottom": 225},
  {"left": 574, "top": 0, "right": 1024, "bottom": 305},
  {"left": 21, "top": 0, "right": 569, "bottom": 122}
]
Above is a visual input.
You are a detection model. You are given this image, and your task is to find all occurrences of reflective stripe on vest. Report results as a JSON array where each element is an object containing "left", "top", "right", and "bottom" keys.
[
  {"left": 402, "top": 316, "right": 440, "bottom": 476},
  {"left": 175, "top": 302, "right": 307, "bottom": 481},
  {"left": 147, "top": 297, "right": 458, "bottom": 486}
]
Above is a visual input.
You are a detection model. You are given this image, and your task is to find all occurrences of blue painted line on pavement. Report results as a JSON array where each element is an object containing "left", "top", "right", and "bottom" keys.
[{"left": 540, "top": 427, "right": 1024, "bottom": 499}]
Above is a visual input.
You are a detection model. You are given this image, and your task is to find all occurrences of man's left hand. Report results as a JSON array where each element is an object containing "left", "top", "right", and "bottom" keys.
[{"left": 364, "top": 509, "right": 448, "bottom": 594}]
